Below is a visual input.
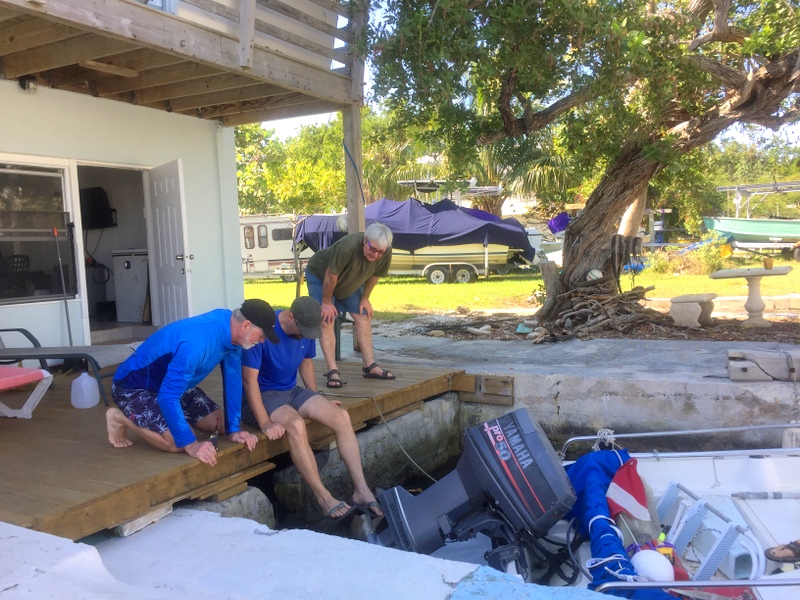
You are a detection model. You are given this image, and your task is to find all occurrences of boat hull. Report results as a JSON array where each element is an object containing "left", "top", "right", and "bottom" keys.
[
  {"left": 704, "top": 217, "right": 800, "bottom": 243},
  {"left": 388, "top": 243, "right": 518, "bottom": 273}
]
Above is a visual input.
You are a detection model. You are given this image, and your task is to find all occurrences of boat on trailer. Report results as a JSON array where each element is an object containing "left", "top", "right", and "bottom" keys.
[
  {"left": 703, "top": 217, "right": 800, "bottom": 260},
  {"left": 372, "top": 409, "right": 800, "bottom": 599}
]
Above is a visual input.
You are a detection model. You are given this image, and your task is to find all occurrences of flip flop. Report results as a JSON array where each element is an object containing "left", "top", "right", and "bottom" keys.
[
  {"left": 324, "top": 500, "right": 354, "bottom": 522},
  {"left": 362, "top": 362, "right": 395, "bottom": 380},
  {"left": 765, "top": 540, "right": 800, "bottom": 563},
  {"left": 350, "top": 498, "right": 384, "bottom": 518}
]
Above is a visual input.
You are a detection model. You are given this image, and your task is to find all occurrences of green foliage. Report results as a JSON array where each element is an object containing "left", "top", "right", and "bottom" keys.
[
  {"left": 235, "top": 119, "right": 346, "bottom": 216},
  {"left": 235, "top": 124, "right": 283, "bottom": 214},
  {"left": 645, "top": 232, "right": 729, "bottom": 275}
]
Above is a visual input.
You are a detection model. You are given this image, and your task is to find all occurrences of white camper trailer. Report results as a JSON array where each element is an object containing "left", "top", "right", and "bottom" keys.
[{"left": 240, "top": 215, "right": 312, "bottom": 281}]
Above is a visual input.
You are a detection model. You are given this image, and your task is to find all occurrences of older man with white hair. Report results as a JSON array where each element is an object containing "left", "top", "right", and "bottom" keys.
[{"left": 305, "top": 221, "right": 396, "bottom": 389}]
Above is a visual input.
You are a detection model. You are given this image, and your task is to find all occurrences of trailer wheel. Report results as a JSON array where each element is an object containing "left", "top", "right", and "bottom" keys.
[
  {"left": 427, "top": 267, "right": 449, "bottom": 284},
  {"left": 280, "top": 275, "right": 297, "bottom": 283},
  {"left": 453, "top": 266, "right": 477, "bottom": 283},
  {"left": 794, "top": 247, "right": 800, "bottom": 262}
]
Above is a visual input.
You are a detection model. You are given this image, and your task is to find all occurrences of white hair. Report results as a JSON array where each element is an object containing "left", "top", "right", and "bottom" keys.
[{"left": 365, "top": 222, "right": 393, "bottom": 248}]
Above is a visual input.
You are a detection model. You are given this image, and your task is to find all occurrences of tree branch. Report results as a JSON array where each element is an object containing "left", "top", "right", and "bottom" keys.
[
  {"left": 479, "top": 87, "right": 591, "bottom": 144},
  {"left": 687, "top": 0, "right": 746, "bottom": 51}
]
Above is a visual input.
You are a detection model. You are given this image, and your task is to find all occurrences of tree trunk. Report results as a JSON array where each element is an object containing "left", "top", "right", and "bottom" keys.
[
  {"left": 618, "top": 190, "right": 647, "bottom": 237},
  {"left": 535, "top": 143, "right": 659, "bottom": 323}
]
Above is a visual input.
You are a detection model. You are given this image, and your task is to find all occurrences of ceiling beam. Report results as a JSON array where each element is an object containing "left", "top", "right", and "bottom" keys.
[
  {"left": 1, "top": 33, "right": 135, "bottom": 78},
  {"left": 94, "top": 62, "right": 221, "bottom": 96},
  {"left": 189, "top": 91, "right": 309, "bottom": 118},
  {"left": 221, "top": 98, "right": 342, "bottom": 126},
  {"left": 132, "top": 72, "right": 259, "bottom": 104},
  {"left": 0, "top": 0, "right": 354, "bottom": 105},
  {"left": 162, "top": 81, "right": 292, "bottom": 112},
  {"left": 0, "top": 6, "right": 20, "bottom": 23},
  {"left": 0, "top": 17, "right": 83, "bottom": 57},
  {"left": 44, "top": 50, "right": 184, "bottom": 87}
]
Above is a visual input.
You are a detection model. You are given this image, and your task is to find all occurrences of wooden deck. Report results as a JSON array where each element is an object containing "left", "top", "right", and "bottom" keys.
[{"left": 0, "top": 361, "right": 468, "bottom": 540}]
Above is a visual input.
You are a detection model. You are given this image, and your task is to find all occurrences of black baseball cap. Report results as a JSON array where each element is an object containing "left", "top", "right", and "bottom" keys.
[
  {"left": 240, "top": 299, "right": 280, "bottom": 344},
  {"left": 290, "top": 296, "right": 322, "bottom": 339}
]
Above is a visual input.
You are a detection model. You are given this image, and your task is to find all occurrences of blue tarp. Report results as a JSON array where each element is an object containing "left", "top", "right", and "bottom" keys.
[
  {"left": 565, "top": 451, "right": 672, "bottom": 600},
  {"left": 295, "top": 198, "right": 536, "bottom": 261}
]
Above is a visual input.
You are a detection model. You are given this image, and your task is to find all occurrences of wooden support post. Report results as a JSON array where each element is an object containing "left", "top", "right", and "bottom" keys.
[{"left": 238, "top": 0, "right": 257, "bottom": 68}]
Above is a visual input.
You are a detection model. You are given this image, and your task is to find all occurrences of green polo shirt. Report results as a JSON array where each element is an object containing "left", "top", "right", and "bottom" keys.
[{"left": 307, "top": 232, "right": 392, "bottom": 299}]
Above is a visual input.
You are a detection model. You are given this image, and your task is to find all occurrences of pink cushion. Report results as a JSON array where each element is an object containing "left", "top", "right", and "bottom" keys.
[{"left": 0, "top": 365, "right": 44, "bottom": 391}]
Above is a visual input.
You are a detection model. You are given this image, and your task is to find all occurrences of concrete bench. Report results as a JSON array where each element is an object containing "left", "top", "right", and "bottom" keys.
[{"left": 669, "top": 293, "right": 717, "bottom": 328}]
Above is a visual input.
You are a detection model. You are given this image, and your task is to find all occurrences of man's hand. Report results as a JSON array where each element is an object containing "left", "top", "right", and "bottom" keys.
[
  {"left": 261, "top": 422, "right": 286, "bottom": 440},
  {"left": 320, "top": 301, "right": 338, "bottom": 324},
  {"left": 229, "top": 430, "right": 258, "bottom": 451},
  {"left": 184, "top": 440, "right": 217, "bottom": 466},
  {"left": 358, "top": 298, "right": 374, "bottom": 319}
]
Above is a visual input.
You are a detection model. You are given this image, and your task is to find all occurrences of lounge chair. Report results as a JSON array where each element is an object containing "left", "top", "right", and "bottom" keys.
[
  {"left": 0, "top": 365, "right": 53, "bottom": 418},
  {"left": 0, "top": 328, "right": 138, "bottom": 406}
]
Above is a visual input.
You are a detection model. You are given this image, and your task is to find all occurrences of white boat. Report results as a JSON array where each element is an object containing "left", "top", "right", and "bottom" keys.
[{"left": 374, "top": 411, "right": 800, "bottom": 599}]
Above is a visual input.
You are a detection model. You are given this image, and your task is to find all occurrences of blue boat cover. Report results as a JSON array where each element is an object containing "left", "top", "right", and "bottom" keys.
[
  {"left": 565, "top": 450, "right": 672, "bottom": 600},
  {"left": 295, "top": 198, "right": 536, "bottom": 261}
]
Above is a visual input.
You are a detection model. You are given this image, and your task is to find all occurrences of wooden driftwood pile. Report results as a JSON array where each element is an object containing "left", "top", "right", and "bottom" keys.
[{"left": 527, "top": 277, "right": 656, "bottom": 343}]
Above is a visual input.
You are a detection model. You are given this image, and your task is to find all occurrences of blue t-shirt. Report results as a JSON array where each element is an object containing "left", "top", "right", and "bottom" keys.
[{"left": 241, "top": 310, "right": 316, "bottom": 391}]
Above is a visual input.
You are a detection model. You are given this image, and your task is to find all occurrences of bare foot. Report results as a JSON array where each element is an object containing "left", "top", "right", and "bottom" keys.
[{"left": 106, "top": 407, "right": 133, "bottom": 448}]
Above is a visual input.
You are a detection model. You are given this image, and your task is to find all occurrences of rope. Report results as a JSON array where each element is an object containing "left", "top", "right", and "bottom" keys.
[
  {"left": 370, "top": 396, "right": 438, "bottom": 484},
  {"left": 593, "top": 428, "right": 617, "bottom": 451},
  {"left": 343, "top": 141, "right": 367, "bottom": 209}
]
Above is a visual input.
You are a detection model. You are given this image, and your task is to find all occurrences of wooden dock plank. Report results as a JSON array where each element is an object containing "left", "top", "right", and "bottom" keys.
[{"left": 0, "top": 360, "right": 464, "bottom": 540}]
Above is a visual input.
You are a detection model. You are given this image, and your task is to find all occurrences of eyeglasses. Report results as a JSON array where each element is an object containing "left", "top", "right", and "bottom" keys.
[{"left": 366, "top": 240, "right": 388, "bottom": 256}]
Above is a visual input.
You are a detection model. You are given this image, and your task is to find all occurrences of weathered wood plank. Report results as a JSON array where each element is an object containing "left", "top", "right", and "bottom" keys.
[
  {"left": 221, "top": 98, "right": 343, "bottom": 126},
  {"left": 1, "top": 33, "right": 135, "bottom": 78},
  {"left": 0, "top": 0, "right": 354, "bottom": 103},
  {"left": 0, "top": 16, "right": 82, "bottom": 57},
  {"left": 95, "top": 62, "right": 221, "bottom": 96},
  {"left": 190, "top": 91, "right": 313, "bottom": 119},
  {"left": 256, "top": 0, "right": 354, "bottom": 45},
  {"left": 182, "top": 0, "right": 351, "bottom": 67},
  {"left": 132, "top": 72, "right": 257, "bottom": 104},
  {"left": 164, "top": 81, "right": 292, "bottom": 112}
]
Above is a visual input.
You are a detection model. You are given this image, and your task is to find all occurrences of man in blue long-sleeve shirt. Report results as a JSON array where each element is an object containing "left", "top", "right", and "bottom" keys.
[{"left": 106, "top": 299, "right": 279, "bottom": 466}]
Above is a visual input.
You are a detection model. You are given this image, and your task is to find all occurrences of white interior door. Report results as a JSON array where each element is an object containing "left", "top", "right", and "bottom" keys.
[{"left": 144, "top": 159, "right": 192, "bottom": 326}]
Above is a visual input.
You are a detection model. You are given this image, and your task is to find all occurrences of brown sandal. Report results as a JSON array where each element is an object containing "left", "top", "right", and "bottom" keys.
[
  {"left": 362, "top": 362, "right": 395, "bottom": 380},
  {"left": 325, "top": 369, "right": 346, "bottom": 388}
]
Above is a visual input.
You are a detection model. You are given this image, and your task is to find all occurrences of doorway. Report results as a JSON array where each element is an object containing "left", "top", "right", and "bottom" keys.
[{"left": 77, "top": 165, "right": 153, "bottom": 341}]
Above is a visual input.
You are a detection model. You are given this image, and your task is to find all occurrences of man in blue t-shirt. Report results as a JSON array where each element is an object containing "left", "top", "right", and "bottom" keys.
[{"left": 241, "top": 296, "right": 383, "bottom": 521}]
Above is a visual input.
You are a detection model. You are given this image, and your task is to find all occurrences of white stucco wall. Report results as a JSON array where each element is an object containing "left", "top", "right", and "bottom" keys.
[{"left": 0, "top": 80, "right": 243, "bottom": 346}]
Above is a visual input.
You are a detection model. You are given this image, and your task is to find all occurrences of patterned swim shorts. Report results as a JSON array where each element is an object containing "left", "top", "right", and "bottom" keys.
[{"left": 111, "top": 383, "right": 220, "bottom": 435}]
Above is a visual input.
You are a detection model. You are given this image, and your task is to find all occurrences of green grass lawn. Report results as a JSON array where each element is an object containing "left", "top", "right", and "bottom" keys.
[{"left": 244, "top": 255, "right": 798, "bottom": 320}]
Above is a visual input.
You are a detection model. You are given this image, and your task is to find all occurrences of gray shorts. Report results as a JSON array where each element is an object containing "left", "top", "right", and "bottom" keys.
[{"left": 242, "top": 386, "right": 317, "bottom": 428}]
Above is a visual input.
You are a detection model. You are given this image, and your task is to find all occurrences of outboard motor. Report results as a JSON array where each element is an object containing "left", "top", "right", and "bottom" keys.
[{"left": 375, "top": 409, "right": 577, "bottom": 582}]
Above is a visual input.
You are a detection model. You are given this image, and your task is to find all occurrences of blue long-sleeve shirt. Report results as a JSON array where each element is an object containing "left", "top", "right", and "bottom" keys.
[{"left": 113, "top": 309, "right": 243, "bottom": 448}]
